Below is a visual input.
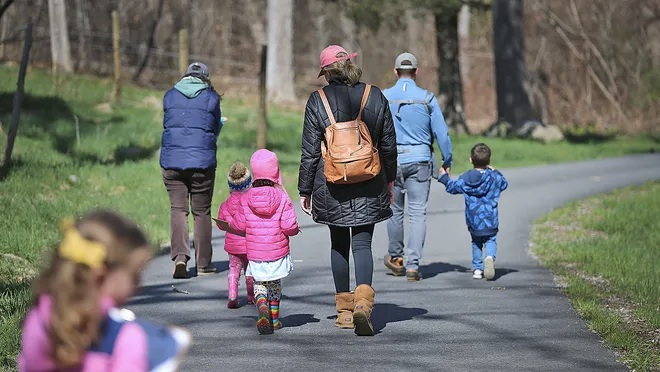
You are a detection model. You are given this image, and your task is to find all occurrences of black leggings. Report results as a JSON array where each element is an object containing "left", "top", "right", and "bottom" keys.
[{"left": 329, "top": 224, "right": 375, "bottom": 293}]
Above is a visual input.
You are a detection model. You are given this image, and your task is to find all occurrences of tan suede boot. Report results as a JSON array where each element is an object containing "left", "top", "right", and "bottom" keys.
[
  {"left": 353, "top": 284, "right": 375, "bottom": 336},
  {"left": 335, "top": 292, "right": 354, "bottom": 329}
]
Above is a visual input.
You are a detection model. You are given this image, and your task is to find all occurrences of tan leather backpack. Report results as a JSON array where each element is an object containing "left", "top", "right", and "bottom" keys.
[{"left": 318, "top": 84, "right": 381, "bottom": 184}]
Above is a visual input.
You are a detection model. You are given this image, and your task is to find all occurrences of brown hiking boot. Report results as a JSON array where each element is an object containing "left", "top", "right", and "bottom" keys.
[
  {"left": 406, "top": 269, "right": 422, "bottom": 282},
  {"left": 173, "top": 262, "right": 187, "bottom": 279},
  {"left": 384, "top": 255, "right": 405, "bottom": 276},
  {"left": 197, "top": 264, "right": 219, "bottom": 276}
]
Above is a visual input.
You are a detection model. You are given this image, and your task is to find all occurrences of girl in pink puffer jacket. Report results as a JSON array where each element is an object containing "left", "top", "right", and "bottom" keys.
[
  {"left": 230, "top": 149, "right": 300, "bottom": 335},
  {"left": 217, "top": 162, "right": 255, "bottom": 309}
]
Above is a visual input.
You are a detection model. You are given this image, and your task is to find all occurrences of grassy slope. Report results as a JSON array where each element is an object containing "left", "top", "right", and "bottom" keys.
[
  {"left": 0, "top": 64, "right": 657, "bottom": 369},
  {"left": 533, "top": 182, "right": 660, "bottom": 371}
]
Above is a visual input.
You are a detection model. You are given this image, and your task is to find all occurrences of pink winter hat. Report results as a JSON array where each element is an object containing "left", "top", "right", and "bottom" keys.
[{"left": 250, "top": 149, "right": 282, "bottom": 185}]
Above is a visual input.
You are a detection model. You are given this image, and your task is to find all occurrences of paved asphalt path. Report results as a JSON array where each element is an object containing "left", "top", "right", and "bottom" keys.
[{"left": 130, "top": 154, "right": 660, "bottom": 372}]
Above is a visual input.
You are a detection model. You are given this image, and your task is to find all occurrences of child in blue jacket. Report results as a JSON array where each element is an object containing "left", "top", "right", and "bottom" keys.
[{"left": 438, "top": 143, "right": 508, "bottom": 280}]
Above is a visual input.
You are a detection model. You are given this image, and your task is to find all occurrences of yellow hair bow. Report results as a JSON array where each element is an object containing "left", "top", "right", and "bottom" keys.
[{"left": 58, "top": 218, "right": 107, "bottom": 269}]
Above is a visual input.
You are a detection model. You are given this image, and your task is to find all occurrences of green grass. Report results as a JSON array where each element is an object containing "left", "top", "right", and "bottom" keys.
[
  {"left": 532, "top": 182, "right": 660, "bottom": 371},
  {"left": 0, "top": 64, "right": 657, "bottom": 370}
]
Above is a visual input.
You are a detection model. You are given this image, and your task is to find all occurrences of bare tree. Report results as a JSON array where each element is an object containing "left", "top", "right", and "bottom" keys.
[
  {"left": 48, "top": 0, "right": 72, "bottom": 73},
  {"left": 0, "top": 0, "right": 15, "bottom": 20},
  {"left": 132, "top": 0, "right": 166, "bottom": 81},
  {"left": 74, "top": 0, "right": 90, "bottom": 70},
  {"left": 489, "top": 0, "right": 539, "bottom": 135},
  {"left": 266, "top": 0, "right": 296, "bottom": 103}
]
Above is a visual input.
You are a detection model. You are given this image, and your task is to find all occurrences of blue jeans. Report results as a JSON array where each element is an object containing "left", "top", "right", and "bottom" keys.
[
  {"left": 387, "top": 162, "right": 432, "bottom": 270},
  {"left": 471, "top": 234, "right": 497, "bottom": 270}
]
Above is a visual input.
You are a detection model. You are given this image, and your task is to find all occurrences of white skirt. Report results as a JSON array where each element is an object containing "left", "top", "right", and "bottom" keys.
[{"left": 245, "top": 254, "right": 293, "bottom": 282}]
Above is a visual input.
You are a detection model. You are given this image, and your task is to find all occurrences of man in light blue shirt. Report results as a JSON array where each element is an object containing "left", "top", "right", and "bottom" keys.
[{"left": 382, "top": 52, "right": 453, "bottom": 281}]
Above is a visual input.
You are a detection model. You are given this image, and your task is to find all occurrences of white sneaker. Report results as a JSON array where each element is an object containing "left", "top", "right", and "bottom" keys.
[
  {"left": 472, "top": 269, "right": 483, "bottom": 279},
  {"left": 484, "top": 256, "right": 495, "bottom": 280}
]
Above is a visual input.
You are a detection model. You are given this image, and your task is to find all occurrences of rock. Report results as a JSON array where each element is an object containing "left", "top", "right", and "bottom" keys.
[
  {"left": 68, "top": 175, "right": 79, "bottom": 184},
  {"left": 531, "top": 124, "right": 565, "bottom": 143},
  {"left": 485, "top": 121, "right": 513, "bottom": 137},
  {"left": 95, "top": 102, "right": 113, "bottom": 114},
  {"left": 142, "top": 96, "right": 162, "bottom": 110}
]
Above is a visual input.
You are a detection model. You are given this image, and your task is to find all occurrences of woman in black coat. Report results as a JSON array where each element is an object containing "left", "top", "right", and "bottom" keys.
[{"left": 298, "top": 45, "right": 397, "bottom": 336}]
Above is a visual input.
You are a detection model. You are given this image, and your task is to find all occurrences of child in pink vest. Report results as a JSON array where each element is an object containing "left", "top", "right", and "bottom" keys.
[
  {"left": 19, "top": 210, "right": 190, "bottom": 372},
  {"left": 230, "top": 149, "right": 300, "bottom": 334},
  {"left": 217, "top": 162, "right": 255, "bottom": 308}
]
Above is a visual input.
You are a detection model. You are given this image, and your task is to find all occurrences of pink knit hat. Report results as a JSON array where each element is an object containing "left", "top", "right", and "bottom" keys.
[{"left": 250, "top": 149, "right": 282, "bottom": 185}]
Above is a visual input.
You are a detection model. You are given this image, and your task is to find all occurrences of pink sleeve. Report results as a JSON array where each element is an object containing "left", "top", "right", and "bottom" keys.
[
  {"left": 18, "top": 308, "right": 52, "bottom": 372},
  {"left": 218, "top": 200, "right": 229, "bottom": 224},
  {"left": 280, "top": 195, "right": 299, "bottom": 237},
  {"left": 110, "top": 322, "right": 148, "bottom": 372},
  {"left": 229, "top": 196, "right": 246, "bottom": 232}
]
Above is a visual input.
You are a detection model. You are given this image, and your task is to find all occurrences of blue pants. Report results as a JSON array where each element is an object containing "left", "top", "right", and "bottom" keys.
[
  {"left": 387, "top": 162, "right": 432, "bottom": 270},
  {"left": 471, "top": 234, "right": 497, "bottom": 270}
]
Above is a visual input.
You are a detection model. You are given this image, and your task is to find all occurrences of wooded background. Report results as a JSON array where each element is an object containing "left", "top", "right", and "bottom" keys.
[{"left": 0, "top": 0, "right": 658, "bottom": 134}]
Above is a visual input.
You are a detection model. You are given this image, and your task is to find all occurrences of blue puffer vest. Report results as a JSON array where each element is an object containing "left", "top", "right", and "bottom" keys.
[{"left": 160, "top": 80, "right": 221, "bottom": 170}]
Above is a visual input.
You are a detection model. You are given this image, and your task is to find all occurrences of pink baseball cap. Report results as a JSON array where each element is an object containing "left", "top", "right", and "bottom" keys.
[{"left": 318, "top": 45, "right": 358, "bottom": 78}]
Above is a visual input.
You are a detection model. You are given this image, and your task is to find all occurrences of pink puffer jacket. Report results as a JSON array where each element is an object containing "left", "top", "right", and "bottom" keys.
[
  {"left": 230, "top": 186, "right": 299, "bottom": 261},
  {"left": 218, "top": 192, "right": 247, "bottom": 255}
]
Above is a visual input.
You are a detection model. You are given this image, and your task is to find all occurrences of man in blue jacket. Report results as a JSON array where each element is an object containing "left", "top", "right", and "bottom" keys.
[
  {"left": 383, "top": 52, "right": 453, "bottom": 281},
  {"left": 161, "top": 62, "right": 224, "bottom": 279}
]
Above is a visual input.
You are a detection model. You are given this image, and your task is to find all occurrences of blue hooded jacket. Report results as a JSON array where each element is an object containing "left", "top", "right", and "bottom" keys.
[
  {"left": 160, "top": 76, "right": 222, "bottom": 170},
  {"left": 439, "top": 168, "right": 508, "bottom": 236}
]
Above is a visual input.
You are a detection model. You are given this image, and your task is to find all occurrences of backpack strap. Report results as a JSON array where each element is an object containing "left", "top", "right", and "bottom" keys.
[
  {"left": 317, "top": 88, "right": 336, "bottom": 125},
  {"left": 388, "top": 90, "right": 435, "bottom": 117},
  {"left": 357, "top": 84, "right": 372, "bottom": 119}
]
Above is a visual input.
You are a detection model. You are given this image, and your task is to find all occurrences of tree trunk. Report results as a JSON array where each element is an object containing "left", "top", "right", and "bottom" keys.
[
  {"left": 266, "top": 0, "right": 296, "bottom": 103},
  {"left": 435, "top": 11, "right": 469, "bottom": 135},
  {"left": 132, "top": 0, "right": 166, "bottom": 81},
  {"left": 458, "top": 4, "right": 470, "bottom": 76},
  {"left": 48, "top": 0, "right": 72, "bottom": 73},
  {"left": 74, "top": 0, "right": 88, "bottom": 71},
  {"left": 0, "top": 0, "right": 15, "bottom": 21},
  {"left": 490, "top": 0, "right": 539, "bottom": 136}
]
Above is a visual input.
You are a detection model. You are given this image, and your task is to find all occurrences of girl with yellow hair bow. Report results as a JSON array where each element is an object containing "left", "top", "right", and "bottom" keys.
[{"left": 18, "top": 210, "right": 191, "bottom": 371}]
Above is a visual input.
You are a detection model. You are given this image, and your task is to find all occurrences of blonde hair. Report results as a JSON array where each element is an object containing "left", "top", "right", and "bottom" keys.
[
  {"left": 33, "top": 210, "right": 150, "bottom": 368},
  {"left": 323, "top": 59, "right": 362, "bottom": 86}
]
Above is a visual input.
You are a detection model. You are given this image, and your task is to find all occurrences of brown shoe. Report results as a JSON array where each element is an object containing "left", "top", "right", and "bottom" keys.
[
  {"left": 335, "top": 292, "right": 354, "bottom": 329},
  {"left": 197, "top": 264, "right": 219, "bottom": 275},
  {"left": 353, "top": 284, "right": 375, "bottom": 336},
  {"left": 406, "top": 269, "right": 422, "bottom": 282},
  {"left": 384, "top": 255, "right": 405, "bottom": 276},
  {"left": 173, "top": 262, "right": 187, "bottom": 279}
]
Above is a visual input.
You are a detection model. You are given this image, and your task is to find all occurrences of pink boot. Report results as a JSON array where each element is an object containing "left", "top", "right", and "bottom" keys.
[
  {"left": 227, "top": 274, "right": 239, "bottom": 309},
  {"left": 246, "top": 276, "right": 255, "bottom": 304}
]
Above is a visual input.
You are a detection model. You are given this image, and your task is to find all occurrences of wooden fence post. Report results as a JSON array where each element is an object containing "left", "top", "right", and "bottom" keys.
[
  {"left": 111, "top": 10, "right": 121, "bottom": 102},
  {"left": 178, "top": 29, "right": 188, "bottom": 75},
  {"left": 257, "top": 45, "right": 268, "bottom": 149},
  {"left": 1, "top": 22, "right": 33, "bottom": 179}
]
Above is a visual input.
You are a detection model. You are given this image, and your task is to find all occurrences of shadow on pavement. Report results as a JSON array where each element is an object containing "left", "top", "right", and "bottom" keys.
[
  {"left": 371, "top": 303, "right": 428, "bottom": 334},
  {"left": 179, "top": 260, "right": 230, "bottom": 278},
  {"left": 419, "top": 261, "right": 471, "bottom": 279},
  {"left": 239, "top": 314, "right": 321, "bottom": 328},
  {"left": 490, "top": 267, "right": 519, "bottom": 281},
  {"left": 280, "top": 313, "right": 321, "bottom": 327}
]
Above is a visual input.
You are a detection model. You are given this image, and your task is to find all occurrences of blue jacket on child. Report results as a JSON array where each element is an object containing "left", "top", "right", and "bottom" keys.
[
  {"left": 160, "top": 76, "right": 223, "bottom": 170},
  {"left": 439, "top": 169, "right": 508, "bottom": 236}
]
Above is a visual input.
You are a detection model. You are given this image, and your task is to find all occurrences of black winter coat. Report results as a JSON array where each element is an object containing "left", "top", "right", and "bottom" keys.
[{"left": 298, "top": 81, "right": 398, "bottom": 227}]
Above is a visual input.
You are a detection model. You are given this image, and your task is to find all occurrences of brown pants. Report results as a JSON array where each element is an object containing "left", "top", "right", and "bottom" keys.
[{"left": 162, "top": 168, "right": 215, "bottom": 268}]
